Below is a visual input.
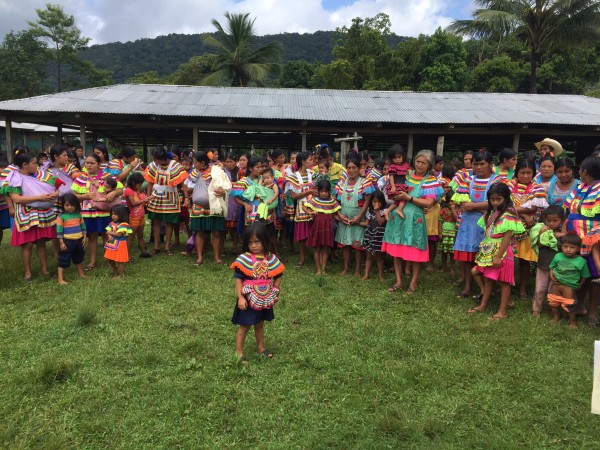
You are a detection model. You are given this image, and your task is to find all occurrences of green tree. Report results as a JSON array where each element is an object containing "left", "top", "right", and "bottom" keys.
[
  {"left": 125, "top": 71, "right": 167, "bottom": 84},
  {"left": 467, "top": 55, "right": 525, "bottom": 92},
  {"left": 28, "top": 3, "right": 95, "bottom": 92},
  {"left": 202, "top": 12, "right": 282, "bottom": 87},
  {"left": 279, "top": 60, "right": 317, "bottom": 88},
  {"left": 449, "top": 0, "right": 600, "bottom": 93},
  {"left": 0, "top": 31, "right": 48, "bottom": 100},
  {"left": 310, "top": 60, "right": 354, "bottom": 89},
  {"left": 169, "top": 54, "right": 217, "bottom": 85},
  {"left": 332, "top": 13, "right": 393, "bottom": 89},
  {"left": 418, "top": 28, "right": 467, "bottom": 91}
]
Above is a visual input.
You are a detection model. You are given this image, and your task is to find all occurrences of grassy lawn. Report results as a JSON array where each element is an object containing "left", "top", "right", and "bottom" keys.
[{"left": 1, "top": 233, "right": 600, "bottom": 449}]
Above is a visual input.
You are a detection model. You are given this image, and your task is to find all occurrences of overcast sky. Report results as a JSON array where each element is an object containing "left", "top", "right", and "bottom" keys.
[{"left": 0, "top": 0, "right": 474, "bottom": 45}]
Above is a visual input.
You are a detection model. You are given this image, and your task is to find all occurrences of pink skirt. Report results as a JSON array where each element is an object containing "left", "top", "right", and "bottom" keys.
[
  {"left": 475, "top": 247, "right": 515, "bottom": 285},
  {"left": 10, "top": 225, "right": 56, "bottom": 247},
  {"left": 294, "top": 220, "right": 313, "bottom": 242},
  {"left": 381, "top": 242, "right": 429, "bottom": 262}
]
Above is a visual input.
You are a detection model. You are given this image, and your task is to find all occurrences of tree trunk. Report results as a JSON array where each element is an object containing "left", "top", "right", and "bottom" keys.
[{"left": 529, "top": 50, "right": 538, "bottom": 94}]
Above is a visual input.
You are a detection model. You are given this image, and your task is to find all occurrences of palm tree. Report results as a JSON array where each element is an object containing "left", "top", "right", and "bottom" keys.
[
  {"left": 202, "top": 12, "right": 282, "bottom": 87},
  {"left": 449, "top": 0, "right": 600, "bottom": 93}
]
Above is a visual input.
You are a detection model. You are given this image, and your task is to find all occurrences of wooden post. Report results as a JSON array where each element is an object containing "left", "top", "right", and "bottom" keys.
[
  {"left": 436, "top": 136, "right": 445, "bottom": 156},
  {"left": 407, "top": 133, "right": 414, "bottom": 160},
  {"left": 513, "top": 134, "right": 520, "bottom": 152},
  {"left": 143, "top": 135, "right": 148, "bottom": 162},
  {"left": 79, "top": 122, "right": 86, "bottom": 153},
  {"left": 57, "top": 125, "right": 63, "bottom": 145},
  {"left": 193, "top": 127, "right": 198, "bottom": 152},
  {"left": 5, "top": 118, "right": 12, "bottom": 163},
  {"left": 353, "top": 131, "right": 359, "bottom": 150},
  {"left": 301, "top": 129, "right": 307, "bottom": 153}
]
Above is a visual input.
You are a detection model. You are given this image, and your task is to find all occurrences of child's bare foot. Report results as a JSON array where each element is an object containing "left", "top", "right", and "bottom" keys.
[
  {"left": 321, "top": 270, "right": 327, "bottom": 275},
  {"left": 58, "top": 280, "right": 68, "bottom": 286},
  {"left": 112, "top": 273, "right": 124, "bottom": 279},
  {"left": 340, "top": 268, "right": 349, "bottom": 276},
  {"left": 361, "top": 274, "right": 369, "bottom": 280},
  {"left": 378, "top": 274, "right": 385, "bottom": 282},
  {"left": 397, "top": 210, "right": 405, "bottom": 219},
  {"left": 354, "top": 271, "right": 361, "bottom": 278},
  {"left": 468, "top": 306, "right": 484, "bottom": 313},
  {"left": 569, "top": 322, "right": 578, "bottom": 329},
  {"left": 314, "top": 270, "right": 321, "bottom": 276}
]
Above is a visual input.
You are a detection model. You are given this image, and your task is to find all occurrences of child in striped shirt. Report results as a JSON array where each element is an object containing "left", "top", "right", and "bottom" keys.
[{"left": 57, "top": 193, "right": 87, "bottom": 285}]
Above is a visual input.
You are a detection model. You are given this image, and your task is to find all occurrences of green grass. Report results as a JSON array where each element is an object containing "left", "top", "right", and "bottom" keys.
[{"left": 1, "top": 233, "right": 600, "bottom": 449}]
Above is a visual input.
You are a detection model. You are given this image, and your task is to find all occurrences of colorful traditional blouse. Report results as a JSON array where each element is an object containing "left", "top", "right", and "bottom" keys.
[
  {"left": 407, "top": 172, "right": 443, "bottom": 200},
  {"left": 304, "top": 197, "right": 341, "bottom": 214},
  {"left": 185, "top": 168, "right": 214, "bottom": 218},
  {"left": 72, "top": 171, "right": 122, "bottom": 218},
  {"left": 451, "top": 173, "right": 504, "bottom": 204},
  {"left": 505, "top": 179, "right": 548, "bottom": 210},
  {"left": 449, "top": 168, "right": 472, "bottom": 191},
  {"left": 231, "top": 176, "right": 275, "bottom": 224},
  {"left": 108, "top": 158, "right": 143, "bottom": 178},
  {"left": 547, "top": 178, "right": 579, "bottom": 206},
  {"left": 230, "top": 252, "right": 285, "bottom": 279},
  {"left": 333, "top": 172, "right": 376, "bottom": 207},
  {"left": 285, "top": 170, "right": 316, "bottom": 223},
  {"left": 564, "top": 181, "right": 600, "bottom": 255},
  {"left": 144, "top": 160, "right": 188, "bottom": 214},
  {"left": 475, "top": 210, "right": 525, "bottom": 267}
]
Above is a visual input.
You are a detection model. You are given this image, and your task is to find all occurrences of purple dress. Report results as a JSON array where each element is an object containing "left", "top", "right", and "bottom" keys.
[{"left": 225, "top": 168, "right": 242, "bottom": 229}]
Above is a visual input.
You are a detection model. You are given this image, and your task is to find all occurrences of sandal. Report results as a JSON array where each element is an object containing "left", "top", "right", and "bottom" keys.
[
  {"left": 473, "top": 293, "right": 483, "bottom": 301},
  {"left": 84, "top": 265, "right": 96, "bottom": 272},
  {"left": 456, "top": 291, "right": 470, "bottom": 299},
  {"left": 259, "top": 349, "right": 273, "bottom": 358},
  {"left": 193, "top": 261, "right": 203, "bottom": 266},
  {"left": 239, "top": 355, "right": 248, "bottom": 364},
  {"left": 388, "top": 284, "right": 402, "bottom": 292},
  {"left": 150, "top": 248, "right": 161, "bottom": 256},
  {"left": 166, "top": 249, "right": 174, "bottom": 256},
  {"left": 405, "top": 288, "right": 416, "bottom": 295}
]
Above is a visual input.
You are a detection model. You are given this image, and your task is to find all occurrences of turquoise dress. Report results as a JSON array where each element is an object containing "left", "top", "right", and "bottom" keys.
[{"left": 334, "top": 176, "right": 374, "bottom": 248}]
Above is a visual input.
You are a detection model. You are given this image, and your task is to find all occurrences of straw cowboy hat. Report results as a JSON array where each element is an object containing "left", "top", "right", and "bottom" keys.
[{"left": 535, "top": 138, "right": 563, "bottom": 157}]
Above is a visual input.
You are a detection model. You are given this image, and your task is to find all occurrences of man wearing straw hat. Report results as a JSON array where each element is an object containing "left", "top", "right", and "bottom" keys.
[{"left": 535, "top": 138, "right": 564, "bottom": 159}]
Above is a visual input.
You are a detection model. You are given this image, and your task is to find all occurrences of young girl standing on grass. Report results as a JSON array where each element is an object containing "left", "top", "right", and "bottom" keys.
[
  {"left": 438, "top": 190, "right": 458, "bottom": 273},
  {"left": 123, "top": 172, "right": 151, "bottom": 260},
  {"left": 304, "top": 179, "right": 342, "bottom": 275},
  {"left": 57, "top": 193, "right": 87, "bottom": 285},
  {"left": 468, "top": 183, "right": 525, "bottom": 319},
  {"left": 104, "top": 205, "right": 132, "bottom": 278},
  {"left": 230, "top": 223, "right": 285, "bottom": 363},
  {"left": 361, "top": 190, "right": 387, "bottom": 281}
]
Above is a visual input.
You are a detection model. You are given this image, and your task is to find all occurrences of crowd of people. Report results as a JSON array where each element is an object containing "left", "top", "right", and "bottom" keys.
[{"left": 2, "top": 138, "right": 600, "bottom": 359}]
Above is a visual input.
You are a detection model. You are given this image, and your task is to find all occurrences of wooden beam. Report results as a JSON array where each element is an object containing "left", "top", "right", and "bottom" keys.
[
  {"left": 301, "top": 129, "right": 307, "bottom": 152},
  {"left": 407, "top": 133, "right": 414, "bottom": 159},
  {"left": 436, "top": 136, "right": 445, "bottom": 156},
  {"left": 5, "top": 117, "right": 12, "bottom": 163},
  {"left": 192, "top": 127, "right": 198, "bottom": 151},
  {"left": 512, "top": 134, "right": 520, "bottom": 152},
  {"left": 143, "top": 135, "right": 148, "bottom": 162},
  {"left": 57, "top": 125, "right": 63, "bottom": 145},
  {"left": 80, "top": 122, "right": 86, "bottom": 154}
]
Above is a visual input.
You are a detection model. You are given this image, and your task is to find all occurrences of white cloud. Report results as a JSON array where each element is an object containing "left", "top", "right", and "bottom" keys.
[{"left": 0, "top": 0, "right": 459, "bottom": 45}]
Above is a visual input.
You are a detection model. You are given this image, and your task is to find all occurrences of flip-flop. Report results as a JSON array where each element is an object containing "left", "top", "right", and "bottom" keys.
[
  {"left": 467, "top": 308, "right": 483, "bottom": 314},
  {"left": 150, "top": 249, "right": 161, "bottom": 256},
  {"left": 166, "top": 249, "right": 174, "bottom": 256},
  {"left": 456, "top": 292, "right": 470, "bottom": 299},
  {"left": 259, "top": 349, "right": 273, "bottom": 358},
  {"left": 84, "top": 265, "right": 96, "bottom": 272},
  {"left": 193, "top": 261, "right": 203, "bottom": 266},
  {"left": 388, "top": 284, "right": 402, "bottom": 292},
  {"left": 239, "top": 355, "right": 248, "bottom": 364},
  {"left": 405, "top": 288, "right": 416, "bottom": 295}
]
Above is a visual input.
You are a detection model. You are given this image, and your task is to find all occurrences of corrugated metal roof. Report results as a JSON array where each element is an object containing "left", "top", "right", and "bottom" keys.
[{"left": 1, "top": 84, "right": 600, "bottom": 126}]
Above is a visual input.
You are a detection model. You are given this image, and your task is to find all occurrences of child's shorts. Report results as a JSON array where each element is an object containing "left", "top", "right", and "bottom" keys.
[
  {"left": 129, "top": 216, "right": 145, "bottom": 227},
  {"left": 58, "top": 238, "right": 85, "bottom": 269}
]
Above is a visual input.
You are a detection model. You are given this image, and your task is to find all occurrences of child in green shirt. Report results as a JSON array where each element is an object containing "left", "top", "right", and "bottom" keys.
[{"left": 548, "top": 233, "right": 591, "bottom": 328}]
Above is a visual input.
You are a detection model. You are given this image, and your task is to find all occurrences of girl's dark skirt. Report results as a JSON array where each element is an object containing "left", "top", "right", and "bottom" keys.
[{"left": 232, "top": 298, "right": 274, "bottom": 325}]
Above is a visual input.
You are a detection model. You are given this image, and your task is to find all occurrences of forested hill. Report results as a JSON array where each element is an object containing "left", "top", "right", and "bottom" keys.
[{"left": 80, "top": 31, "right": 405, "bottom": 83}]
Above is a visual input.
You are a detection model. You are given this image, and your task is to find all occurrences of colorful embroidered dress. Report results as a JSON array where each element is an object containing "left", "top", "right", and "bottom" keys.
[
  {"left": 449, "top": 168, "right": 472, "bottom": 191},
  {"left": 144, "top": 160, "right": 188, "bottom": 216},
  {"left": 0, "top": 164, "right": 17, "bottom": 229},
  {"left": 474, "top": 209, "right": 524, "bottom": 285},
  {"left": 438, "top": 204, "right": 457, "bottom": 254},
  {"left": 285, "top": 170, "right": 316, "bottom": 241},
  {"left": 506, "top": 179, "right": 548, "bottom": 262},
  {"left": 451, "top": 173, "right": 504, "bottom": 261},
  {"left": 231, "top": 176, "right": 275, "bottom": 225},
  {"left": 2, "top": 170, "right": 59, "bottom": 246},
  {"left": 564, "top": 181, "right": 600, "bottom": 257},
  {"left": 104, "top": 221, "right": 132, "bottom": 263},
  {"left": 231, "top": 252, "right": 285, "bottom": 326},
  {"left": 547, "top": 178, "right": 579, "bottom": 206},
  {"left": 72, "top": 170, "right": 122, "bottom": 234},
  {"left": 304, "top": 197, "right": 341, "bottom": 248},
  {"left": 185, "top": 168, "right": 225, "bottom": 232},
  {"left": 382, "top": 172, "right": 442, "bottom": 262},
  {"left": 334, "top": 173, "right": 375, "bottom": 248},
  {"left": 108, "top": 158, "right": 143, "bottom": 178}
]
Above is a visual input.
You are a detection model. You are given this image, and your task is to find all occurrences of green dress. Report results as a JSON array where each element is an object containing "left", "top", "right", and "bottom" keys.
[
  {"left": 382, "top": 178, "right": 427, "bottom": 251},
  {"left": 335, "top": 178, "right": 365, "bottom": 247}
]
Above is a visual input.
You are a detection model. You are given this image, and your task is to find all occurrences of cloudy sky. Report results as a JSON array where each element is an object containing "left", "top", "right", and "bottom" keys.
[{"left": 0, "top": 0, "right": 474, "bottom": 45}]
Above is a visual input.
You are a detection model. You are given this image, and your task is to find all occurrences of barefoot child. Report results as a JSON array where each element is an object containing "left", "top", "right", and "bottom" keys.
[
  {"left": 361, "top": 190, "right": 387, "bottom": 281},
  {"left": 548, "top": 233, "right": 590, "bottom": 328},
  {"left": 123, "top": 172, "right": 152, "bottom": 260},
  {"left": 438, "top": 190, "right": 458, "bottom": 273},
  {"left": 530, "top": 205, "right": 565, "bottom": 315},
  {"left": 230, "top": 223, "right": 285, "bottom": 363},
  {"left": 57, "top": 193, "right": 87, "bottom": 285},
  {"left": 469, "top": 183, "right": 525, "bottom": 319},
  {"left": 304, "top": 180, "right": 342, "bottom": 275},
  {"left": 104, "top": 205, "right": 132, "bottom": 278},
  {"left": 384, "top": 146, "right": 410, "bottom": 220}
]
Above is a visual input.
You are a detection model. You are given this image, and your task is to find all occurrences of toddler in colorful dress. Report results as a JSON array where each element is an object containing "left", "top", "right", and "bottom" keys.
[
  {"left": 230, "top": 223, "right": 285, "bottom": 363},
  {"left": 361, "top": 190, "right": 387, "bottom": 281},
  {"left": 384, "top": 146, "right": 411, "bottom": 220},
  {"left": 57, "top": 193, "right": 87, "bottom": 285},
  {"left": 104, "top": 205, "right": 132, "bottom": 278},
  {"left": 438, "top": 190, "right": 458, "bottom": 273}
]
